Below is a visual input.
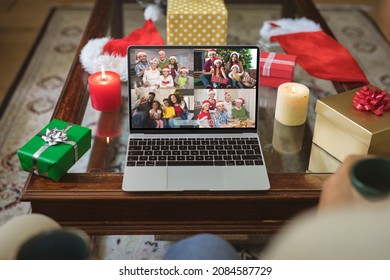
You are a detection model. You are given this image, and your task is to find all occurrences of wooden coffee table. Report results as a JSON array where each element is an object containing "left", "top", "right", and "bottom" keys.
[{"left": 21, "top": 0, "right": 365, "bottom": 235}]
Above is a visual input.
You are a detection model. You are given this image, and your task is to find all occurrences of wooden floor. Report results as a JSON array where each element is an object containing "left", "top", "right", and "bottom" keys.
[{"left": 0, "top": 0, "right": 389, "bottom": 107}]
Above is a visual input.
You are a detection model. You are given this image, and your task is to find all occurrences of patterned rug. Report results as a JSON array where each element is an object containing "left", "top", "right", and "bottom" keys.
[{"left": 1, "top": 3, "right": 390, "bottom": 259}]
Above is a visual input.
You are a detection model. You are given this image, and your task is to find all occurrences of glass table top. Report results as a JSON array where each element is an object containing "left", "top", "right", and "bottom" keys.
[{"left": 72, "top": 2, "right": 342, "bottom": 175}]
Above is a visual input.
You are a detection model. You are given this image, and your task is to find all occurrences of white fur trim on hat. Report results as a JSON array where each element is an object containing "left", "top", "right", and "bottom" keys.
[
  {"left": 169, "top": 55, "right": 177, "bottom": 61},
  {"left": 158, "top": 49, "right": 165, "bottom": 55},
  {"left": 230, "top": 64, "right": 240, "bottom": 71},
  {"left": 235, "top": 98, "right": 244, "bottom": 104},
  {"left": 80, "top": 37, "right": 128, "bottom": 82},
  {"left": 150, "top": 57, "right": 159, "bottom": 64},
  {"left": 230, "top": 52, "right": 239, "bottom": 59},
  {"left": 144, "top": 4, "right": 161, "bottom": 22},
  {"left": 137, "top": 51, "right": 147, "bottom": 58},
  {"left": 202, "top": 101, "right": 210, "bottom": 108},
  {"left": 208, "top": 89, "right": 215, "bottom": 95},
  {"left": 259, "top": 17, "right": 321, "bottom": 41},
  {"left": 216, "top": 100, "right": 224, "bottom": 107},
  {"left": 208, "top": 49, "right": 217, "bottom": 55},
  {"left": 179, "top": 66, "right": 189, "bottom": 73},
  {"left": 213, "top": 58, "right": 222, "bottom": 65},
  {"left": 224, "top": 91, "right": 231, "bottom": 97},
  {"left": 162, "top": 66, "right": 170, "bottom": 72},
  {"left": 135, "top": 51, "right": 147, "bottom": 63}
]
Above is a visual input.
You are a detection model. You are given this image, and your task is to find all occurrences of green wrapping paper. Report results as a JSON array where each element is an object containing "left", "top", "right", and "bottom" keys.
[{"left": 17, "top": 119, "right": 91, "bottom": 181}]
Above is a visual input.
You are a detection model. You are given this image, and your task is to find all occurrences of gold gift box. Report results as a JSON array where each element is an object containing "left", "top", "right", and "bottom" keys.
[
  {"left": 313, "top": 86, "right": 390, "bottom": 162},
  {"left": 167, "top": 0, "right": 227, "bottom": 46}
]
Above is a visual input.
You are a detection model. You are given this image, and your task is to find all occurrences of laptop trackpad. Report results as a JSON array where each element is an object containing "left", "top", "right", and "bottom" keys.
[{"left": 167, "top": 167, "right": 225, "bottom": 191}]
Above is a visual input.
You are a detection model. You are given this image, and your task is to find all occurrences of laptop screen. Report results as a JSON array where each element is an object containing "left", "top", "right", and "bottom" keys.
[{"left": 127, "top": 46, "right": 259, "bottom": 132}]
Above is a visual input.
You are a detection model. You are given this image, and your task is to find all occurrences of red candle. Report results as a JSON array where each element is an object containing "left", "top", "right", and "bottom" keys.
[{"left": 88, "top": 67, "right": 122, "bottom": 112}]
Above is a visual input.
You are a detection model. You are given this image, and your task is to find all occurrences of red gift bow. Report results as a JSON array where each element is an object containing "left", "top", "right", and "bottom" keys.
[{"left": 352, "top": 86, "right": 390, "bottom": 116}]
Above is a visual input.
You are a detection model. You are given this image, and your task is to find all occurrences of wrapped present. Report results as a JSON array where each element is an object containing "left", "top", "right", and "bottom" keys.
[
  {"left": 312, "top": 85, "right": 390, "bottom": 162},
  {"left": 260, "top": 52, "right": 296, "bottom": 88},
  {"left": 167, "top": 0, "right": 227, "bottom": 45},
  {"left": 18, "top": 119, "right": 91, "bottom": 181}
]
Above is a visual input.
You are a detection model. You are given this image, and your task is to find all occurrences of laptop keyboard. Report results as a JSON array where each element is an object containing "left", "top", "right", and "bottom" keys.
[{"left": 126, "top": 137, "right": 264, "bottom": 167}]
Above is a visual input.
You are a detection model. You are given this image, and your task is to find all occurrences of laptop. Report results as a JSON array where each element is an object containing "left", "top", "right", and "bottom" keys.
[{"left": 122, "top": 45, "right": 270, "bottom": 191}]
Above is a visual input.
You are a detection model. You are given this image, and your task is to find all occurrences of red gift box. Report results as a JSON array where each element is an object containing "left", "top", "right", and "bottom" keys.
[{"left": 260, "top": 52, "right": 297, "bottom": 88}]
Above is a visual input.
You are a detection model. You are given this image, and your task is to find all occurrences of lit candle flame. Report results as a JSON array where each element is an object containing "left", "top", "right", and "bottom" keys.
[
  {"left": 101, "top": 65, "right": 106, "bottom": 80},
  {"left": 292, "top": 86, "right": 296, "bottom": 94}
]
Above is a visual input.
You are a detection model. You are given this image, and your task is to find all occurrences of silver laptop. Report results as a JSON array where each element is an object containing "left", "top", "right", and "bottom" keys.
[{"left": 122, "top": 46, "right": 270, "bottom": 191}]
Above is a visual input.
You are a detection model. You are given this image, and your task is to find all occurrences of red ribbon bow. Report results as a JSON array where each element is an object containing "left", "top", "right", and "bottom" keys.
[{"left": 352, "top": 86, "right": 390, "bottom": 116}]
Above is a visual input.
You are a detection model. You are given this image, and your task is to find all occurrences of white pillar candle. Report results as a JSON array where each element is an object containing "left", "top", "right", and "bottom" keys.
[{"left": 275, "top": 82, "right": 310, "bottom": 126}]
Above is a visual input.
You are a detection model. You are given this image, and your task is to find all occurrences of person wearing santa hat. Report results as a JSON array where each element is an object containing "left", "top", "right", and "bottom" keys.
[
  {"left": 223, "top": 92, "right": 234, "bottom": 119},
  {"left": 135, "top": 51, "right": 150, "bottom": 79},
  {"left": 197, "top": 101, "right": 213, "bottom": 128},
  {"left": 205, "top": 89, "right": 217, "bottom": 111},
  {"left": 168, "top": 55, "right": 178, "bottom": 80},
  {"left": 174, "top": 66, "right": 190, "bottom": 89},
  {"left": 226, "top": 51, "right": 244, "bottom": 75},
  {"left": 232, "top": 98, "right": 250, "bottom": 121},
  {"left": 212, "top": 58, "right": 228, "bottom": 89},
  {"left": 200, "top": 49, "right": 218, "bottom": 88},
  {"left": 158, "top": 49, "right": 170, "bottom": 71},
  {"left": 159, "top": 65, "right": 174, "bottom": 88},
  {"left": 211, "top": 100, "right": 230, "bottom": 128},
  {"left": 228, "top": 64, "right": 244, "bottom": 89},
  {"left": 142, "top": 58, "right": 160, "bottom": 90}
]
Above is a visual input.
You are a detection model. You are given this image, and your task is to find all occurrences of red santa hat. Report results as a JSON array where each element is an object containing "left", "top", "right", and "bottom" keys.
[
  {"left": 230, "top": 64, "right": 240, "bottom": 71},
  {"left": 162, "top": 65, "right": 170, "bottom": 72},
  {"left": 259, "top": 17, "right": 368, "bottom": 84},
  {"left": 235, "top": 98, "right": 245, "bottom": 104},
  {"left": 135, "top": 51, "right": 147, "bottom": 63},
  {"left": 169, "top": 55, "right": 177, "bottom": 61},
  {"left": 80, "top": 19, "right": 164, "bottom": 82},
  {"left": 230, "top": 52, "right": 240, "bottom": 59},
  {"left": 216, "top": 100, "right": 224, "bottom": 107},
  {"left": 208, "top": 49, "right": 217, "bottom": 55},
  {"left": 150, "top": 57, "right": 159, "bottom": 64},
  {"left": 208, "top": 89, "right": 215, "bottom": 95},
  {"left": 179, "top": 66, "right": 189, "bottom": 73},
  {"left": 202, "top": 100, "right": 211, "bottom": 108},
  {"left": 224, "top": 91, "right": 231, "bottom": 97},
  {"left": 158, "top": 49, "right": 166, "bottom": 55},
  {"left": 213, "top": 58, "right": 222, "bottom": 65}
]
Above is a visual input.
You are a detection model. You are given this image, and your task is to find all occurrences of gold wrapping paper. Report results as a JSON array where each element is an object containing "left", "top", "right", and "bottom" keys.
[
  {"left": 167, "top": 0, "right": 228, "bottom": 45},
  {"left": 313, "top": 87, "right": 390, "bottom": 161}
]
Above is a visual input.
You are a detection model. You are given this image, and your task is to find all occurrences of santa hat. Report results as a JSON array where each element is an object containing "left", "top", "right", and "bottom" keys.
[
  {"left": 202, "top": 100, "right": 211, "bottom": 108},
  {"left": 230, "top": 52, "right": 240, "bottom": 59},
  {"left": 213, "top": 58, "right": 222, "bottom": 65},
  {"left": 169, "top": 55, "right": 177, "bottom": 61},
  {"left": 208, "top": 89, "right": 215, "bottom": 95},
  {"left": 235, "top": 98, "right": 244, "bottom": 104},
  {"left": 208, "top": 49, "right": 217, "bottom": 55},
  {"left": 179, "top": 66, "right": 189, "bottom": 73},
  {"left": 80, "top": 19, "right": 164, "bottom": 82},
  {"left": 259, "top": 17, "right": 368, "bottom": 84},
  {"left": 158, "top": 49, "right": 166, "bottom": 55},
  {"left": 224, "top": 91, "right": 231, "bottom": 97},
  {"left": 230, "top": 64, "right": 240, "bottom": 71},
  {"left": 216, "top": 100, "right": 224, "bottom": 107},
  {"left": 162, "top": 65, "right": 170, "bottom": 72},
  {"left": 150, "top": 57, "right": 159, "bottom": 64},
  {"left": 135, "top": 51, "right": 147, "bottom": 63}
]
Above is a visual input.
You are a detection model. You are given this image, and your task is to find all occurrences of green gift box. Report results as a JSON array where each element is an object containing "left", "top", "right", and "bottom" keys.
[{"left": 17, "top": 119, "right": 91, "bottom": 181}]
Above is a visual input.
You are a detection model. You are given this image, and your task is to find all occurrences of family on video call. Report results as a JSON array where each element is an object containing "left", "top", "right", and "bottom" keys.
[{"left": 130, "top": 48, "right": 257, "bottom": 129}]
